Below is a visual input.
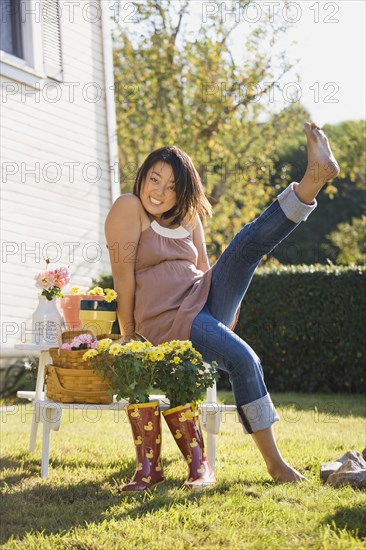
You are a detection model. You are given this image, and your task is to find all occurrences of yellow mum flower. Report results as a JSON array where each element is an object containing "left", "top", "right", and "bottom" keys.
[
  {"left": 82, "top": 349, "right": 99, "bottom": 360},
  {"left": 88, "top": 286, "right": 104, "bottom": 296},
  {"left": 148, "top": 349, "right": 165, "bottom": 361},
  {"left": 130, "top": 342, "right": 146, "bottom": 353},
  {"left": 173, "top": 356, "right": 180, "bottom": 364},
  {"left": 105, "top": 289, "right": 117, "bottom": 302},
  {"left": 69, "top": 286, "right": 83, "bottom": 295},
  {"left": 98, "top": 338, "right": 112, "bottom": 352},
  {"left": 109, "top": 343, "right": 123, "bottom": 356}
]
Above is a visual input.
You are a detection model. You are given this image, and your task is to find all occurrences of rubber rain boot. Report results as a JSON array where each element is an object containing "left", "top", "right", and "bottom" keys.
[
  {"left": 163, "top": 402, "right": 215, "bottom": 489},
  {"left": 120, "top": 401, "right": 164, "bottom": 493}
]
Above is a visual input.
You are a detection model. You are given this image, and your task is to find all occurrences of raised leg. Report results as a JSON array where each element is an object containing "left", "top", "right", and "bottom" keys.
[
  {"left": 206, "top": 122, "right": 339, "bottom": 328},
  {"left": 206, "top": 197, "right": 307, "bottom": 327}
]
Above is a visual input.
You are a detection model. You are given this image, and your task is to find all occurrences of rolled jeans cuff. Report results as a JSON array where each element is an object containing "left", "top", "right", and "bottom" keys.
[
  {"left": 238, "top": 393, "right": 280, "bottom": 434},
  {"left": 277, "top": 181, "right": 317, "bottom": 223}
]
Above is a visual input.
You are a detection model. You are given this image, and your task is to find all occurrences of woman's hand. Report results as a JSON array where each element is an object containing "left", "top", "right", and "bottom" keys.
[{"left": 116, "top": 335, "right": 136, "bottom": 345}]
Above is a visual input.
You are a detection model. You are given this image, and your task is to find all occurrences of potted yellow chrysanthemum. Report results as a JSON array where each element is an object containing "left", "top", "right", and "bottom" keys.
[
  {"left": 149, "top": 340, "right": 218, "bottom": 408},
  {"left": 79, "top": 287, "right": 118, "bottom": 336},
  {"left": 85, "top": 338, "right": 164, "bottom": 493},
  {"left": 149, "top": 340, "right": 218, "bottom": 490},
  {"left": 61, "top": 286, "right": 117, "bottom": 333},
  {"left": 85, "top": 338, "right": 218, "bottom": 493},
  {"left": 84, "top": 338, "right": 155, "bottom": 404}
]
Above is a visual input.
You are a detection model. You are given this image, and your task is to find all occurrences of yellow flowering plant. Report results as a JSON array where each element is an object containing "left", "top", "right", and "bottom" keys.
[
  {"left": 69, "top": 286, "right": 117, "bottom": 303},
  {"left": 83, "top": 339, "right": 156, "bottom": 404},
  {"left": 150, "top": 340, "right": 218, "bottom": 408},
  {"left": 83, "top": 338, "right": 218, "bottom": 406}
]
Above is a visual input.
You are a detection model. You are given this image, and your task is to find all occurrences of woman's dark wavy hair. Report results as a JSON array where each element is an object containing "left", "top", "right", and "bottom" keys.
[{"left": 133, "top": 146, "right": 212, "bottom": 227}]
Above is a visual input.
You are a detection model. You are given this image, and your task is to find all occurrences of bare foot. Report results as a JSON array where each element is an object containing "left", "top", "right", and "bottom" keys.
[
  {"left": 303, "top": 121, "right": 340, "bottom": 185},
  {"left": 268, "top": 462, "right": 309, "bottom": 484}
]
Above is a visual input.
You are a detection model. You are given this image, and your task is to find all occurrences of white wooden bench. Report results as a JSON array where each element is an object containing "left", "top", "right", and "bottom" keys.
[{"left": 16, "top": 344, "right": 236, "bottom": 478}]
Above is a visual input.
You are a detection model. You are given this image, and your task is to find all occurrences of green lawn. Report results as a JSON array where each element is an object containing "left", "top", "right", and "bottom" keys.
[{"left": 1, "top": 393, "right": 365, "bottom": 549}]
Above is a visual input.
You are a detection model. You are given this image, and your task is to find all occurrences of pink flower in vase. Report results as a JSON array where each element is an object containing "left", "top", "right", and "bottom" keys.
[
  {"left": 35, "top": 272, "right": 55, "bottom": 290},
  {"left": 34, "top": 260, "right": 71, "bottom": 300}
]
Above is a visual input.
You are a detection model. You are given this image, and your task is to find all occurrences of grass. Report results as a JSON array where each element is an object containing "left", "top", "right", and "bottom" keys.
[{"left": 1, "top": 392, "right": 365, "bottom": 549}]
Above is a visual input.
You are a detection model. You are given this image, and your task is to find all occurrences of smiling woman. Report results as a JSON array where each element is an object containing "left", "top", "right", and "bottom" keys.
[{"left": 104, "top": 125, "right": 340, "bottom": 491}]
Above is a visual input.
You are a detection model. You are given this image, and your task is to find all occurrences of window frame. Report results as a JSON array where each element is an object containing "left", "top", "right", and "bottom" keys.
[{"left": 0, "top": 0, "right": 54, "bottom": 88}]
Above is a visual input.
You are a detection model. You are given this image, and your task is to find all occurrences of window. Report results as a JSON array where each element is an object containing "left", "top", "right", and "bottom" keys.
[
  {"left": 0, "top": 0, "right": 23, "bottom": 58},
  {"left": 0, "top": 0, "right": 63, "bottom": 86}
]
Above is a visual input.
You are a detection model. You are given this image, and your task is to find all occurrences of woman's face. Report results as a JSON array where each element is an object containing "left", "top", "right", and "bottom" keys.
[{"left": 140, "top": 161, "right": 177, "bottom": 219}]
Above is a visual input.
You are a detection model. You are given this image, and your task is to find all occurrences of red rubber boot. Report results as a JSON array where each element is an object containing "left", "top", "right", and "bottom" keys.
[{"left": 120, "top": 401, "right": 164, "bottom": 492}]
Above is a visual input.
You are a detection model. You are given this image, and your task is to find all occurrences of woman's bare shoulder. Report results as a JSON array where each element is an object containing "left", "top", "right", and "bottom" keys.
[
  {"left": 107, "top": 194, "right": 144, "bottom": 219},
  {"left": 106, "top": 194, "right": 152, "bottom": 234},
  {"left": 105, "top": 193, "right": 141, "bottom": 228},
  {"left": 113, "top": 193, "right": 142, "bottom": 208}
]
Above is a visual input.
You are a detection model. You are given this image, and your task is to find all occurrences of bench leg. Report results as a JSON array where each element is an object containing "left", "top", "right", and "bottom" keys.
[
  {"left": 207, "top": 432, "right": 217, "bottom": 472},
  {"left": 40, "top": 405, "right": 62, "bottom": 478},
  {"left": 205, "top": 382, "right": 219, "bottom": 472},
  {"left": 29, "top": 402, "right": 41, "bottom": 453},
  {"left": 41, "top": 420, "right": 51, "bottom": 478},
  {"left": 29, "top": 350, "right": 49, "bottom": 452}
]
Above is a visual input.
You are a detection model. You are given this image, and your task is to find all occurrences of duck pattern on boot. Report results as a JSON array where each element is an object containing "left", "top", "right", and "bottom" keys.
[
  {"left": 163, "top": 403, "right": 215, "bottom": 489},
  {"left": 120, "top": 401, "right": 164, "bottom": 492}
]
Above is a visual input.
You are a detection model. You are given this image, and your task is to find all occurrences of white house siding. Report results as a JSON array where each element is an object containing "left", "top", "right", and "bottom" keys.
[{"left": 0, "top": 4, "right": 116, "bottom": 354}]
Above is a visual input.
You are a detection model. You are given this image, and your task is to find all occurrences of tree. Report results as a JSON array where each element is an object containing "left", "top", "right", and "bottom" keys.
[
  {"left": 323, "top": 216, "right": 366, "bottom": 265},
  {"left": 112, "top": 0, "right": 300, "bottom": 260}
]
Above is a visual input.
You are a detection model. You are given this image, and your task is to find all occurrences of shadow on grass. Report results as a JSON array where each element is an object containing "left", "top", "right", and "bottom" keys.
[
  {"left": 322, "top": 504, "right": 366, "bottom": 540},
  {"left": 0, "top": 460, "right": 267, "bottom": 544},
  {"left": 0, "top": 453, "right": 176, "bottom": 487},
  {"left": 0, "top": 454, "right": 41, "bottom": 485},
  {"left": 0, "top": 451, "right": 278, "bottom": 545}
]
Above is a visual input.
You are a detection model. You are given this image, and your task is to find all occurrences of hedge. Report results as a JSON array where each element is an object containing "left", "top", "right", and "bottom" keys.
[
  {"left": 94, "top": 266, "right": 366, "bottom": 394},
  {"left": 225, "top": 265, "right": 366, "bottom": 394}
]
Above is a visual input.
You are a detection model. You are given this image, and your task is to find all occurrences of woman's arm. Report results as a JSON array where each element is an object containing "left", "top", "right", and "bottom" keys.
[
  {"left": 105, "top": 194, "right": 142, "bottom": 340},
  {"left": 192, "top": 214, "right": 210, "bottom": 273}
]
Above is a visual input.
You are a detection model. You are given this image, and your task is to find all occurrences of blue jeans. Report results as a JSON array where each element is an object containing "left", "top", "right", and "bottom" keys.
[{"left": 190, "top": 182, "right": 317, "bottom": 434}]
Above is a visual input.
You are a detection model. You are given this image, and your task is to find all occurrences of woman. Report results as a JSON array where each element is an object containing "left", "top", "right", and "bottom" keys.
[{"left": 105, "top": 122, "right": 339, "bottom": 490}]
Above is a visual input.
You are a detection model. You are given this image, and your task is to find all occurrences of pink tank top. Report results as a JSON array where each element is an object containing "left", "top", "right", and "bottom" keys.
[{"left": 134, "top": 220, "right": 212, "bottom": 345}]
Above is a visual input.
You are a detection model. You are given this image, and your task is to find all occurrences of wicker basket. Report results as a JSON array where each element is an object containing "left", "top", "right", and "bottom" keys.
[
  {"left": 49, "top": 348, "right": 95, "bottom": 370},
  {"left": 44, "top": 365, "right": 113, "bottom": 404}
]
